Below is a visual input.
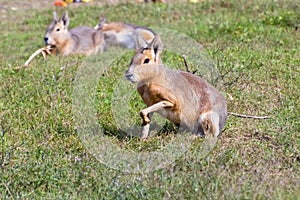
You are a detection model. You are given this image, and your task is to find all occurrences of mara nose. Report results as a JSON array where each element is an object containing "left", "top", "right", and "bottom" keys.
[
  {"left": 125, "top": 70, "right": 136, "bottom": 82},
  {"left": 125, "top": 73, "right": 133, "bottom": 80},
  {"left": 125, "top": 71, "right": 135, "bottom": 81},
  {"left": 44, "top": 37, "right": 49, "bottom": 45}
]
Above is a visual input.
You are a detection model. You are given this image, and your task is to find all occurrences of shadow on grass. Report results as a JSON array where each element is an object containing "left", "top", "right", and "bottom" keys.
[{"left": 99, "top": 121, "right": 179, "bottom": 143}]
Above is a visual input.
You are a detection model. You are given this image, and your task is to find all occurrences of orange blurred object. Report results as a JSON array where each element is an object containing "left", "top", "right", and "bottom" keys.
[{"left": 54, "top": 1, "right": 67, "bottom": 7}]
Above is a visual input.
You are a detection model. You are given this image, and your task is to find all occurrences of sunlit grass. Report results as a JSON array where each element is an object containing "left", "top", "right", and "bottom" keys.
[{"left": 0, "top": 0, "right": 299, "bottom": 199}]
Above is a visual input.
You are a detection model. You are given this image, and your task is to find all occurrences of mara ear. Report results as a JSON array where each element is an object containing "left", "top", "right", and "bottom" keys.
[
  {"left": 61, "top": 12, "right": 70, "bottom": 28},
  {"left": 96, "top": 17, "right": 106, "bottom": 30},
  {"left": 149, "top": 34, "right": 163, "bottom": 61},
  {"left": 135, "top": 34, "right": 148, "bottom": 50},
  {"left": 53, "top": 11, "right": 58, "bottom": 22}
]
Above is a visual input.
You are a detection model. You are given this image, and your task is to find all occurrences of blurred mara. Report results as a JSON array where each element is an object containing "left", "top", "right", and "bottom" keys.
[
  {"left": 44, "top": 12, "right": 106, "bottom": 56},
  {"left": 94, "top": 18, "right": 155, "bottom": 49}
]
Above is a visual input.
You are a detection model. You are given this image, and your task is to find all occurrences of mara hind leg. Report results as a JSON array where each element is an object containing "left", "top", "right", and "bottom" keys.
[
  {"left": 140, "top": 101, "right": 174, "bottom": 139},
  {"left": 198, "top": 112, "right": 220, "bottom": 137}
]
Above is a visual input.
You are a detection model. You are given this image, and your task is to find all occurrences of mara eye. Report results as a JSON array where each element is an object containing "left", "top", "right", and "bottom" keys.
[
  {"left": 143, "top": 58, "right": 150, "bottom": 64},
  {"left": 56, "top": 28, "right": 60, "bottom": 32}
]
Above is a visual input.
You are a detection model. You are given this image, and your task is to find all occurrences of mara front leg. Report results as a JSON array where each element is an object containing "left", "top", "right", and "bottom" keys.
[{"left": 140, "top": 100, "right": 174, "bottom": 139}]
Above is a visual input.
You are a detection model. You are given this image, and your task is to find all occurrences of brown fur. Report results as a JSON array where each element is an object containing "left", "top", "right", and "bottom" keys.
[
  {"left": 141, "top": 31, "right": 154, "bottom": 41},
  {"left": 179, "top": 71, "right": 212, "bottom": 114},
  {"left": 101, "top": 23, "right": 127, "bottom": 33},
  {"left": 125, "top": 35, "right": 227, "bottom": 139},
  {"left": 95, "top": 20, "right": 155, "bottom": 49}
]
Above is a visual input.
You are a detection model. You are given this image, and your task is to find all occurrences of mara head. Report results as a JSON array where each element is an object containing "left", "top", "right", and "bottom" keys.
[
  {"left": 44, "top": 12, "right": 70, "bottom": 46},
  {"left": 94, "top": 17, "right": 107, "bottom": 30},
  {"left": 125, "top": 35, "right": 163, "bottom": 83}
]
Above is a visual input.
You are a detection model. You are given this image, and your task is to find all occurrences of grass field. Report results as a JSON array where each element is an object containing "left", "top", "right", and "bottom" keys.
[{"left": 0, "top": 0, "right": 299, "bottom": 199}]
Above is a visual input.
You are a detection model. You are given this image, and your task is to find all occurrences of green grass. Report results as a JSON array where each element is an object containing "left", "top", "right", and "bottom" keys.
[{"left": 1, "top": 0, "right": 299, "bottom": 199}]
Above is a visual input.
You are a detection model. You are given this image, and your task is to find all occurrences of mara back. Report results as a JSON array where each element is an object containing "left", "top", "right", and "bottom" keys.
[{"left": 95, "top": 20, "right": 155, "bottom": 49}]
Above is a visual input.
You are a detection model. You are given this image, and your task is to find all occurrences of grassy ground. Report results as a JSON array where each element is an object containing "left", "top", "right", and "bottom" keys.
[{"left": 0, "top": 0, "right": 299, "bottom": 199}]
